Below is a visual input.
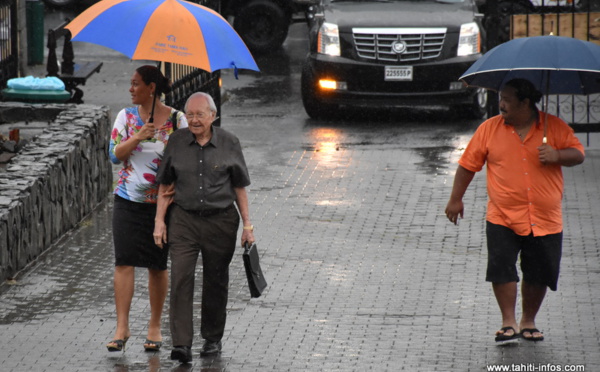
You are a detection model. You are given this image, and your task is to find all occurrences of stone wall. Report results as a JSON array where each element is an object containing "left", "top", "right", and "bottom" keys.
[{"left": 0, "top": 103, "right": 112, "bottom": 283}]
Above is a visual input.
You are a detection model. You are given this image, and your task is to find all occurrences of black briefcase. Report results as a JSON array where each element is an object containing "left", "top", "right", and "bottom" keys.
[{"left": 243, "top": 242, "right": 267, "bottom": 298}]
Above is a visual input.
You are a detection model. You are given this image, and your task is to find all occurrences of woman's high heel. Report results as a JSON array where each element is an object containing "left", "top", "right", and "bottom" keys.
[
  {"left": 143, "top": 339, "right": 162, "bottom": 352},
  {"left": 106, "top": 337, "right": 129, "bottom": 352}
]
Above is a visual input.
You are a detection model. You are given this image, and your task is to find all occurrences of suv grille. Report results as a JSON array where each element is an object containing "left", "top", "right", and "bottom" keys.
[{"left": 352, "top": 27, "right": 447, "bottom": 63}]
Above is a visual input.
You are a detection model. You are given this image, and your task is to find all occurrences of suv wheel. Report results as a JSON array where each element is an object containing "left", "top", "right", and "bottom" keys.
[
  {"left": 233, "top": 0, "right": 290, "bottom": 54},
  {"left": 452, "top": 88, "right": 488, "bottom": 119},
  {"left": 301, "top": 64, "right": 338, "bottom": 120}
]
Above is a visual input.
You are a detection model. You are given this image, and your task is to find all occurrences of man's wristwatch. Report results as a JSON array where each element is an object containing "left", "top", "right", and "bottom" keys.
[{"left": 243, "top": 225, "right": 254, "bottom": 231}]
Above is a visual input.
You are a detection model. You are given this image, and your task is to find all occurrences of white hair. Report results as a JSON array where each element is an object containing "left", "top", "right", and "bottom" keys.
[{"left": 185, "top": 92, "right": 217, "bottom": 113}]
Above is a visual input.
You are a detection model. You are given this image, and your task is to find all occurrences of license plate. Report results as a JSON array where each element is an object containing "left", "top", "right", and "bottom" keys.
[{"left": 384, "top": 66, "right": 413, "bottom": 81}]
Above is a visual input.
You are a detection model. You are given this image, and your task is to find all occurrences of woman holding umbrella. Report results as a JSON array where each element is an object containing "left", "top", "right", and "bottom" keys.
[{"left": 107, "top": 65, "right": 187, "bottom": 352}]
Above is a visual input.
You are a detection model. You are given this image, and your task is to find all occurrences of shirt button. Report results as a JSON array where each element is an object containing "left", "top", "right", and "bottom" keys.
[
  {"left": 199, "top": 173, "right": 202, "bottom": 176},
  {"left": 199, "top": 187, "right": 203, "bottom": 190},
  {"left": 200, "top": 160, "right": 203, "bottom": 163}
]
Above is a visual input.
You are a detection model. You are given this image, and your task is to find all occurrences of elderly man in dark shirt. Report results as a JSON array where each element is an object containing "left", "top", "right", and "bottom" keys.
[{"left": 154, "top": 92, "right": 255, "bottom": 363}]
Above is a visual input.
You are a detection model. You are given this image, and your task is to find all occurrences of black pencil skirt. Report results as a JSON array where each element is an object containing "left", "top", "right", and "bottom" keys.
[{"left": 112, "top": 195, "right": 168, "bottom": 270}]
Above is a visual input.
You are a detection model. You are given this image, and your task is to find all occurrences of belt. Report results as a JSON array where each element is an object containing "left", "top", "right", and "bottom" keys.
[{"left": 186, "top": 204, "right": 234, "bottom": 217}]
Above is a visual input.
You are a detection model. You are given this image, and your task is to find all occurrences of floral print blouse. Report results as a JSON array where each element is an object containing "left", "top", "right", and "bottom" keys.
[{"left": 109, "top": 107, "right": 188, "bottom": 204}]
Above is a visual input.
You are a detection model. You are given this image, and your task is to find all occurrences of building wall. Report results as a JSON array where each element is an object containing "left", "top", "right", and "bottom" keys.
[{"left": 0, "top": 102, "right": 112, "bottom": 282}]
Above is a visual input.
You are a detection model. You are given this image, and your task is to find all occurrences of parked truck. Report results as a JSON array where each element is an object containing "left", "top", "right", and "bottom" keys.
[{"left": 219, "top": 0, "right": 311, "bottom": 53}]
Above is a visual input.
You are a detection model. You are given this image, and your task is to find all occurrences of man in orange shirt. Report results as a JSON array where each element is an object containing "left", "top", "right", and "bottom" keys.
[{"left": 445, "top": 78, "right": 585, "bottom": 343}]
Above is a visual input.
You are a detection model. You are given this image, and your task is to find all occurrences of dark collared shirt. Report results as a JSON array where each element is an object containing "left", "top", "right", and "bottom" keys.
[{"left": 156, "top": 126, "right": 250, "bottom": 211}]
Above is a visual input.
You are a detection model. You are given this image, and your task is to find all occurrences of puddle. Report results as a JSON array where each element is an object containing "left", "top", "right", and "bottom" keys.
[{"left": 412, "top": 146, "right": 455, "bottom": 176}]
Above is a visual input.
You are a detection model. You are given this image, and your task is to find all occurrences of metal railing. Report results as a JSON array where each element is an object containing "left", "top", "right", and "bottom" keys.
[
  {"left": 0, "top": 0, "right": 18, "bottom": 91},
  {"left": 163, "top": 63, "right": 221, "bottom": 126},
  {"left": 483, "top": 0, "right": 600, "bottom": 139}
]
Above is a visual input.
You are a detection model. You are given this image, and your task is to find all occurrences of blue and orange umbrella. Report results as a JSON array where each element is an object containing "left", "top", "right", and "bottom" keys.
[{"left": 65, "top": 0, "right": 259, "bottom": 73}]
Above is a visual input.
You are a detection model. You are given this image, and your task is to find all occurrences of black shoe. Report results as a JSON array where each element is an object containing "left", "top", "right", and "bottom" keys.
[
  {"left": 171, "top": 345, "right": 192, "bottom": 363},
  {"left": 200, "top": 340, "right": 222, "bottom": 356}
]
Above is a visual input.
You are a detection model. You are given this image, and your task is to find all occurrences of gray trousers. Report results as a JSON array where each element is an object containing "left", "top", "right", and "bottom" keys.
[{"left": 168, "top": 203, "right": 239, "bottom": 347}]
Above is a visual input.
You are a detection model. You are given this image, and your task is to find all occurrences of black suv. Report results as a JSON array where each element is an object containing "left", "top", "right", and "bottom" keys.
[{"left": 301, "top": 0, "right": 488, "bottom": 119}]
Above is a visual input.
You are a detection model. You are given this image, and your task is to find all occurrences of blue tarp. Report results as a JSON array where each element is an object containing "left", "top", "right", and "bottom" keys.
[{"left": 7, "top": 76, "right": 66, "bottom": 91}]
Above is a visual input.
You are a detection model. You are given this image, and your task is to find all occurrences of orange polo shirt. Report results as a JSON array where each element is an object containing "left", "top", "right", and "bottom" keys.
[{"left": 459, "top": 112, "right": 584, "bottom": 237}]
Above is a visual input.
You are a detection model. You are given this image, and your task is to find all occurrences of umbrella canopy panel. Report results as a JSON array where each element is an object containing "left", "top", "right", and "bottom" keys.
[
  {"left": 66, "top": 0, "right": 259, "bottom": 72},
  {"left": 460, "top": 36, "right": 600, "bottom": 95}
]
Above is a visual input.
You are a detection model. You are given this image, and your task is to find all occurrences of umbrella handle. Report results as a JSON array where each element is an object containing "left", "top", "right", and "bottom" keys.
[
  {"left": 149, "top": 93, "right": 157, "bottom": 124},
  {"left": 542, "top": 95, "right": 548, "bottom": 145},
  {"left": 542, "top": 72, "right": 549, "bottom": 144}
]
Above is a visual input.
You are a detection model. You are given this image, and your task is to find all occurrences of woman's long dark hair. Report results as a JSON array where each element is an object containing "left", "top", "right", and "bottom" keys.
[{"left": 136, "top": 65, "right": 171, "bottom": 97}]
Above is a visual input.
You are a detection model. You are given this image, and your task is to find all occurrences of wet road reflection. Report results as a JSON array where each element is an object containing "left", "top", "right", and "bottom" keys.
[{"left": 412, "top": 146, "right": 455, "bottom": 176}]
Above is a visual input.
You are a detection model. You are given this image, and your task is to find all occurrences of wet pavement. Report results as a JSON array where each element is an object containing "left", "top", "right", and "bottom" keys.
[{"left": 1, "top": 8, "right": 600, "bottom": 372}]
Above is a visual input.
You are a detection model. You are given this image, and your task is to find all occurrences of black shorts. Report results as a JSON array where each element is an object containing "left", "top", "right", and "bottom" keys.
[{"left": 485, "top": 221, "right": 562, "bottom": 291}]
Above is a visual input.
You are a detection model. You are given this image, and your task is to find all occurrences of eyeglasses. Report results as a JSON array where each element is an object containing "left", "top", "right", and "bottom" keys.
[{"left": 185, "top": 112, "right": 213, "bottom": 120}]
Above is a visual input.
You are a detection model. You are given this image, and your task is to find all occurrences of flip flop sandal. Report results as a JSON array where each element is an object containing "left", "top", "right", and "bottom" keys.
[
  {"left": 520, "top": 328, "right": 544, "bottom": 341},
  {"left": 495, "top": 326, "right": 520, "bottom": 344},
  {"left": 144, "top": 339, "right": 163, "bottom": 351}
]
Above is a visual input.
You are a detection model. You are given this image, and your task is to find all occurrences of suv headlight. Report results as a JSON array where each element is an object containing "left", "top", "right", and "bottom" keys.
[
  {"left": 318, "top": 22, "right": 340, "bottom": 56},
  {"left": 457, "top": 22, "right": 480, "bottom": 56}
]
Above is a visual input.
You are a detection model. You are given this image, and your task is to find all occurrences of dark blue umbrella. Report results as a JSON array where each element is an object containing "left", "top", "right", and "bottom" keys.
[
  {"left": 459, "top": 35, "right": 600, "bottom": 141},
  {"left": 460, "top": 36, "right": 600, "bottom": 95}
]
